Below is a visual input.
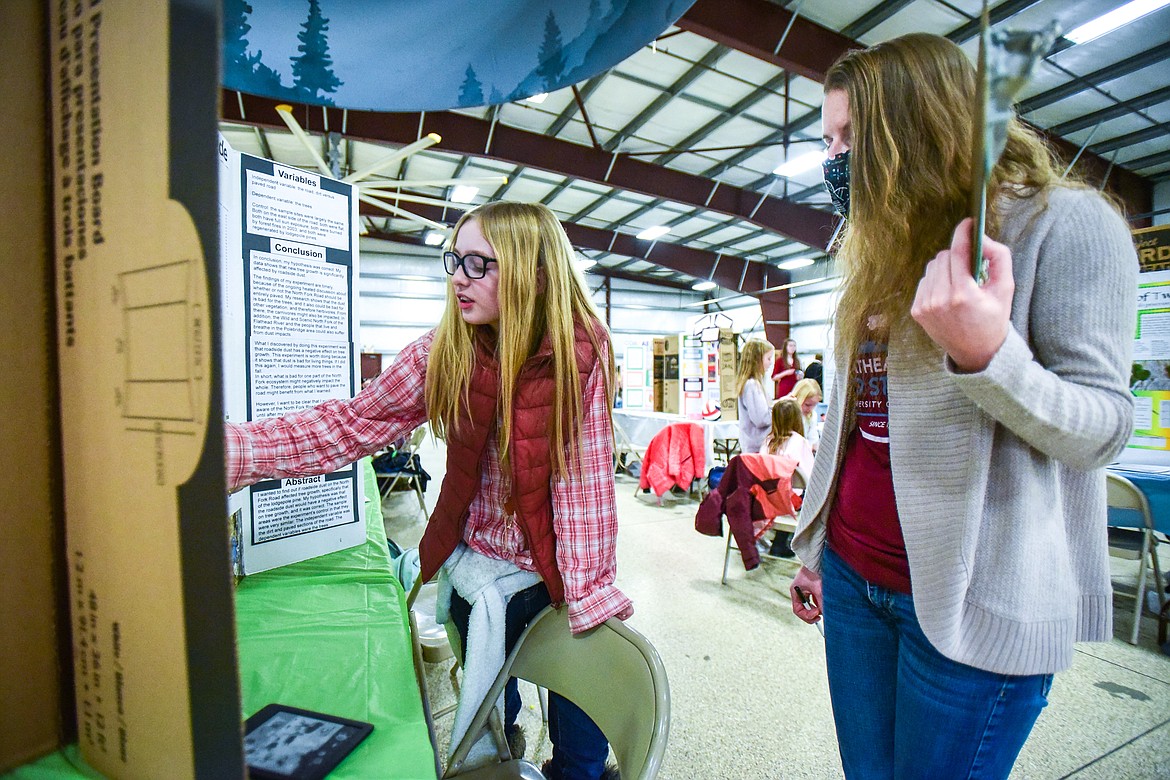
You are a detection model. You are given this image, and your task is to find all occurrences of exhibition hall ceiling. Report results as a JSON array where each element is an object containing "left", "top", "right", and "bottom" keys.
[{"left": 218, "top": 0, "right": 1170, "bottom": 300}]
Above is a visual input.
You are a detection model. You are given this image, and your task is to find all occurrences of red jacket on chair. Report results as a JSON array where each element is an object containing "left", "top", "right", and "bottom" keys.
[
  {"left": 695, "top": 452, "right": 798, "bottom": 570},
  {"left": 638, "top": 422, "right": 705, "bottom": 497}
]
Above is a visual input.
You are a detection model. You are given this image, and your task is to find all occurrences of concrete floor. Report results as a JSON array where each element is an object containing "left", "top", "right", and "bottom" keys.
[{"left": 381, "top": 428, "right": 1170, "bottom": 779}]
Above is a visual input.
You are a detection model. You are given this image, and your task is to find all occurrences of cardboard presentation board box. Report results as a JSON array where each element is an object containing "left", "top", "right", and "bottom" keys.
[
  {"left": 1, "top": 2, "right": 70, "bottom": 770},
  {"left": 3, "top": 2, "right": 245, "bottom": 777},
  {"left": 718, "top": 330, "right": 739, "bottom": 421},
  {"left": 663, "top": 379, "right": 681, "bottom": 415},
  {"left": 651, "top": 335, "right": 680, "bottom": 412}
]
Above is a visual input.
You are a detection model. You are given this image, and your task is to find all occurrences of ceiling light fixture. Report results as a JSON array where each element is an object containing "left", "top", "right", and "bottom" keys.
[
  {"left": 691, "top": 280, "right": 717, "bottom": 291},
  {"left": 524, "top": 92, "right": 549, "bottom": 104},
  {"left": 1065, "top": 0, "right": 1170, "bottom": 44},
  {"left": 636, "top": 225, "right": 670, "bottom": 240},
  {"left": 773, "top": 150, "right": 828, "bottom": 177},
  {"left": 577, "top": 257, "right": 597, "bottom": 270},
  {"left": 777, "top": 257, "right": 815, "bottom": 270},
  {"left": 423, "top": 230, "right": 445, "bottom": 246},
  {"left": 450, "top": 185, "right": 479, "bottom": 204}
]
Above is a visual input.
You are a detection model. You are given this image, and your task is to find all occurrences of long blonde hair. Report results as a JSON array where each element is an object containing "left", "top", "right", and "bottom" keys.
[
  {"left": 735, "top": 338, "right": 775, "bottom": 397},
  {"left": 766, "top": 398, "right": 804, "bottom": 454},
  {"left": 826, "top": 33, "right": 1066, "bottom": 361},
  {"left": 425, "top": 202, "right": 613, "bottom": 478},
  {"left": 789, "top": 378, "right": 822, "bottom": 425}
]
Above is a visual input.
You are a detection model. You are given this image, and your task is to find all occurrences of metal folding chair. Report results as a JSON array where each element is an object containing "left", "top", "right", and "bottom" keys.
[
  {"left": 377, "top": 425, "right": 428, "bottom": 512},
  {"left": 444, "top": 607, "right": 670, "bottom": 780},
  {"left": 1107, "top": 472, "right": 1166, "bottom": 644},
  {"left": 613, "top": 416, "right": 648, "bottom": 485},
  {"left": 721, "top": 467, "right": 806, "bottom": 585}
]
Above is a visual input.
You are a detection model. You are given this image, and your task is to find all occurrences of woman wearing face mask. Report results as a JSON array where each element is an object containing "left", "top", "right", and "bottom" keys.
[
  {"left": 789, "top": 34, "right": 1136, "bottom": 779},
  {"left": 226, "top": 202, "right": 629, "bottom": 780}
]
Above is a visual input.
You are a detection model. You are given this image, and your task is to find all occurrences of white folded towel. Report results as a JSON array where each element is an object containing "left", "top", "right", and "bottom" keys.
[{"left": 439, "top": 543, "right": 541, "bottom": 767}]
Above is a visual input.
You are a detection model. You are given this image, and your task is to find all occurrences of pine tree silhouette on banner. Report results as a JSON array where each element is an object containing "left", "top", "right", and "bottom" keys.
[
  {"left": 536, "top": 10, "right": 566, "bottom": 93},
  {"left": 290, "top": 0, "right": 343, "bottom": 103},
  {"left": 459, "top": 65, "right": 485, "bottom": 106},
  {"left": 223, "top": 0, "right": 254, "bottom": 75}
]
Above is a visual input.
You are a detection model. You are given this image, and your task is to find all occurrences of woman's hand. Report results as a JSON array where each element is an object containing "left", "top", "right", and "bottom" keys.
[
  {"left": 911, "top": 218, "right": 1015, "bottom": 373},
  {"left": 790, "top": 566, "right": 823, "bottom": 623},
  {"left": 778, "top": 367, "right": 797, "bottom": 378}
]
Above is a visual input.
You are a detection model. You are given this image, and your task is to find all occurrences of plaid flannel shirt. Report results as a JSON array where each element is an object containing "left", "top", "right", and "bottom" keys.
[{"left": 225, "top": 329, "right": 632, "bottom": 633}]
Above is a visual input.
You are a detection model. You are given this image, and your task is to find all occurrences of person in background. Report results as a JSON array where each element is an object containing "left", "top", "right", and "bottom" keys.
[
  {"left": 803, "top": 352, "right": 824, "bottom": 389},
  {"left": 761, "top": 397, "right": 814, "bottom": 476},
  {"left": 225, "top": 202, "right": 629, "bottom": 780},
  {"left": 772, "top": 337, "right": 802, "bottom": 398},
  {"left": 761, "top": 397, "right": 814, "bottom": 558},
  {"left": 789, "top": 33, "right": 1135, "bottom": 779},
  {"left": 736, "top": 338, "right": 777, "bottom": 455},
  {"left": 788, "top": 378, "right": 822, "bottom": 453}
]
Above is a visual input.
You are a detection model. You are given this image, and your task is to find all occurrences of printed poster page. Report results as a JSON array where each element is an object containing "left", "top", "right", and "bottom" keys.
[
  {"left": 1121, "top": 225, "right": 1170, "bottom": 465},
  {"left": 222, "top": 147, "right": 365, "bottom": 573}
]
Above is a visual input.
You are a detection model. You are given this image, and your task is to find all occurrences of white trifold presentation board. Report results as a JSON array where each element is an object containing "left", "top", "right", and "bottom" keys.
[{"left": 218, "top": 135, "right": 366, "bottom": 574}]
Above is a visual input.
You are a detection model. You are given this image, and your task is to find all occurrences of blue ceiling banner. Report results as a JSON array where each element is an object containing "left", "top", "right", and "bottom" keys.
[{"left": 224, "top": 0, "right": 698, "bottom": 112}]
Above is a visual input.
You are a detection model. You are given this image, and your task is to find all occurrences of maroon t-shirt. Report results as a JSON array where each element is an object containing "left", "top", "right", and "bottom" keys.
[{"left": 826, "top": 340, "right": 912, "bottom": 593}]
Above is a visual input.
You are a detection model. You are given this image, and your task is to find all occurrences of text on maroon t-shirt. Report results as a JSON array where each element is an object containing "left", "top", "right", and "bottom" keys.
[{"left": 826, "top": 339, "right": 911, "bottom": 593}]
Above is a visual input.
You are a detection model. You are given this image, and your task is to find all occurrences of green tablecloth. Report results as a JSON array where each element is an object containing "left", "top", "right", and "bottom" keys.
[
  {"left": 3, "top": 747, "right": 104, "bottom": 779},
  {"left": 9, "top": 460, "right": 438, "bottom": 779},
  {"left": 235, "top": 459, "right": 438, "bottom": 778}
]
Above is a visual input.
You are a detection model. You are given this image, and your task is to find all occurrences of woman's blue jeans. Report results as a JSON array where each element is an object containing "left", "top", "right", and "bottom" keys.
[
  {"left": 449, "top": 583, "right": 609, "bottom": 779},
  {"left": 821, "top": 547, "right": 1052, "bottom": 780}
]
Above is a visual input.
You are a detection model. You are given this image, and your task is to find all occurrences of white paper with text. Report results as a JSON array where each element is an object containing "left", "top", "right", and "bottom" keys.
[{"left": 220, "top": 141, "right": 365, "bottom": 573}]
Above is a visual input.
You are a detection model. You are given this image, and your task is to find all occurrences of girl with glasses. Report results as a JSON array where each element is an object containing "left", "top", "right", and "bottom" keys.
[
  {"left": 788, "top": 33, "right": 1136, "bottom": 779},
  {"left": 225, "top": 201, "right": 627, "bottom": 780}
]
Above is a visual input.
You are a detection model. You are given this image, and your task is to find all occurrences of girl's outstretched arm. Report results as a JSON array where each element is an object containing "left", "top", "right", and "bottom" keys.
[{"left": 226, "top": 332, "right": 431, "bottom": 491}]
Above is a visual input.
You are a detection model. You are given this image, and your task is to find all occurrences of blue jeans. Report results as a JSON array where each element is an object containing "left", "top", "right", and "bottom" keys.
[
  {"left": 450, "top": 583, "right": 609, "bottom": 779},
  {"left": 821, "top": 547, "right": 1052, "bottom": 780}
]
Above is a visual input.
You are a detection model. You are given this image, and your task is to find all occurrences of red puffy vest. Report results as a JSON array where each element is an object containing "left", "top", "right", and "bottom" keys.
[{"left": 417, "top": 319, "right": 606, "bottom": 605}]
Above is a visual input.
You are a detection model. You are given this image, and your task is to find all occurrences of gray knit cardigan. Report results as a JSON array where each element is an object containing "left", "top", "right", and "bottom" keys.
[{"left": 791, "top": 187, "right": 1137, "bottom": 676}]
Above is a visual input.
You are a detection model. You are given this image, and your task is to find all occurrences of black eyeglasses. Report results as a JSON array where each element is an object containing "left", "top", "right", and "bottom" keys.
[{"left": 443, "top": 251, "right": 497, "bottom": 279}]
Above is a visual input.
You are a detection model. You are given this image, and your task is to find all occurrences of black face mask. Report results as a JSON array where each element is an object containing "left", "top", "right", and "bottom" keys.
[{"left": 822, "top": 150, "right": 850, "bottom": 218}]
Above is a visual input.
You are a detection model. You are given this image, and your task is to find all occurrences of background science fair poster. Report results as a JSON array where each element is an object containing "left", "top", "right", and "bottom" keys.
[
  {"left": 1128, "top": 225, "right": 1170, "bottom": 459},
  {"left": 219, "top": 136, "right": 366, "bottom": 574}
]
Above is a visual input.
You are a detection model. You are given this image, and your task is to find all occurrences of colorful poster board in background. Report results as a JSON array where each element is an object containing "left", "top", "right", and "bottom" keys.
[
  {"left": 219, "top": 138, "right": 366, "bottom": 574},
  {"left": 629, "top": 329, "right": 739, "bottom": 419},
  {"left": 680, "top": 334, "right": 706, "bottom": 419},
  {"left": 1127, "top": 225, "right": 1170, "bottom": 462},
  {"left": 623, "top": 343, "right": 652, "bottom": 410}
]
